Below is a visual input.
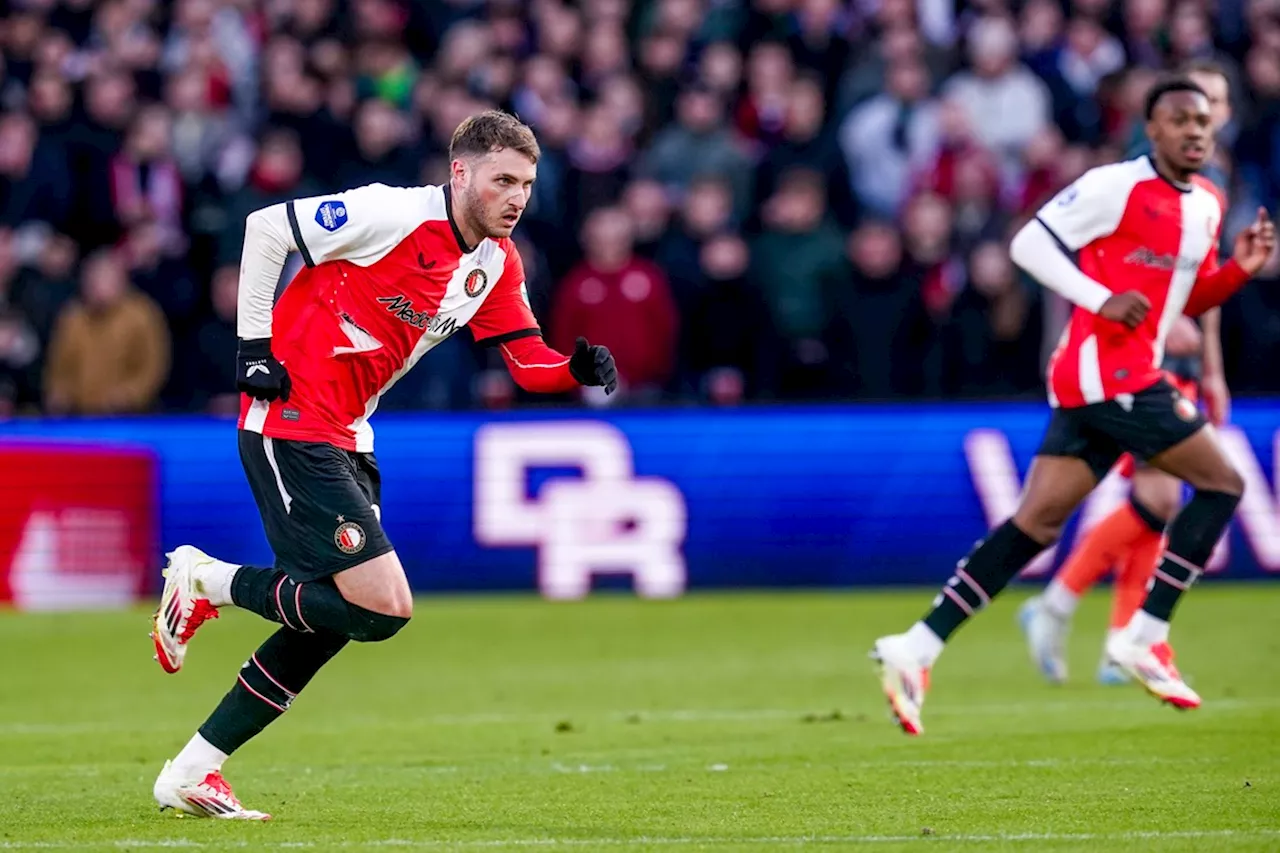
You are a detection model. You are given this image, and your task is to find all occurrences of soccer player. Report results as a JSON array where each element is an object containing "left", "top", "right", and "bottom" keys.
[
  {"left": 1019, "top": 61, "right": 1237, "bottom": 686},
  {"left": 870, "top": 78, "right": 1275, "bottom": 735},
  {"left": 148, "top": 111, "right": 619, "bottom": 818}
]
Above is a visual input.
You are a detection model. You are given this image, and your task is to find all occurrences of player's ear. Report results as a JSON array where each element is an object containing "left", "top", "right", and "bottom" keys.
[{"left": 449, "top": 158, "right": 468, "bottom": 186}]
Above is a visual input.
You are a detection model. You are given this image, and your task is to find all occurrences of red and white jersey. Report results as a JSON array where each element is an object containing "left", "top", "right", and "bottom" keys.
[
  {"left": 238, "top": 183, "right": 546, "bottom": 452},
  {"left": 1036, "top": 156, "right": 1244, "bottom": 408}
]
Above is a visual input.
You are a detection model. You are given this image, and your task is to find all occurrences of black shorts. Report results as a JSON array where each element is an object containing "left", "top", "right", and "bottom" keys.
[
  {"left": 1038, "top": 379, "right": 1208, "bottom": 480},
  {"left": 238, "top": 430, "right": 394, "bottom": 581}
]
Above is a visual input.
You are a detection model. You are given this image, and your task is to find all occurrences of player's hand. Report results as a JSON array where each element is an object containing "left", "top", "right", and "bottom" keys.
[
  {"left": 236, "top": 338, "right": 292, "bottom": 403},
  {"left": 1233, "top": 207, "right": 1276, "bottom": 275},
  {"left": 569, "top": 336, "right": 618, "bottom": 395},
  {"left": 1099, "top": 291, "right": 1150, "bottom": 328},
  {"left": 1200, "top": 371, "right": 1231, "bottom": 426}
]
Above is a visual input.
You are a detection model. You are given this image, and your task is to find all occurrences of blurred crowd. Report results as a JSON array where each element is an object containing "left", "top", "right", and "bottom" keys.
[{"left": 0, "top": 0, "right": 1278, "bottom": 416}]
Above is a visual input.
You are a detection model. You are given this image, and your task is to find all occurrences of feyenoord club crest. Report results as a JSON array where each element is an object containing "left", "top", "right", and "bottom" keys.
[
  {"left": 465, "top": 268, "right": 488, "bottom": 298},
  {"left": 334, "top": 518, "right": 366, "bottom": 554},
  {"left": 1174, "top": 394, "right": 1199, "bottom": 423}
]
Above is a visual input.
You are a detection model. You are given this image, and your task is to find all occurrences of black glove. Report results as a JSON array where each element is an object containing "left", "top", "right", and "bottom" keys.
[
  {"left": 568, "top": 336, "right": 618, "bottom": 395},
  {"left": 236, "top": 338, "right": 292, "bottom": 403}
]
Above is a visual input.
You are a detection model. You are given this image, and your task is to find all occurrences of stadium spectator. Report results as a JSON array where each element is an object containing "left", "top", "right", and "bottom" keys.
[
  {"left": 697, "top": 41, "right": 744, "bottom": 101},
  {"left": 218, "top": 127, "right": 316, "bottom": 268},
  {"left": 0, "top": 110, "right": 72, "bottom": 233},
  {"left": 43, "top": 249, "right": 169, "bottom": 415},
  {"left": 190, "top": 263, "right": 239, "bottom": 415},
  {"left": 108, "top": 104, "right": 184, "bottom": 250},
  {"left": 551, "top": 206, "right": 678, "bottom": 401},
  {"left": 336, "top": 97, "right": 419, "bottom": 190},
  {"left": 749, "top": 168, "right": 845, "bottom": 397},
  {"left": 758, "top": 72, "right": 857, "bottom": 228},
  {"left": 946, "top": 240, "right": 1044, "bottom": 397},
  {"left": 679, "top": 232, "right": 779, "bottom": 404},
  {"left": 828, "top": 219, "right": 923, "bottom": 399},
  {"left": 639, "top": 84, "right": 754, "bottom": 221},
  {"left": 71, "top": 69, "right": 139, "bottom": 249},
  {"left": 656, "top": 175, "right": 736, "bottom": 308},
  {"left": 621, "top": 178, "right": 674, "bottom": 261},
  {"left": 12, "top": 233, "right": 79, "bottom": 351},
  {"left": 0, "top": 228, "right": 40, "bottom": 416},
  {"left": 565, "top": 102, "right": 634, "bottom": 229},
  {"left": 839, "top": 57, "right": 940, "bottom": 219},
  {"left": 900, "top": 191, "right": 963, "bottom": 395},
  {"left": 734, "top": 40, "right": 795, "bottom": 155},
  {"left": 1238, "top": 46, "right": 1280, "bottom": 213},
  {"left": 943, "top": 16, "right": 1052, "bottom": 181}
]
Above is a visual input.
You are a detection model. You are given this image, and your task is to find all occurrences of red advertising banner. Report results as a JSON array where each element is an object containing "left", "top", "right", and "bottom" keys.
[{"left": 0, "top": 442, "right": 157, "bottom": 610}]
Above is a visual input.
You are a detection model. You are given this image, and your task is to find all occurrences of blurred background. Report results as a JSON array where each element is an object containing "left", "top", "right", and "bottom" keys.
[{"left": 0, "top": 0, "right": 1278, "bottom": 607}]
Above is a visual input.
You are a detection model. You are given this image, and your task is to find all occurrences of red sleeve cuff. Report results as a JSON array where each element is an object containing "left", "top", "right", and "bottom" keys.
[
  {"left": 1185, "top": 258, "right": 1252, "bottom": 318},
  {"left": 1213, "top": 258, "right": 1251, "bottom": 289},
  {"left": 497, "top": 336, "right": 579, "bottom": 394}
]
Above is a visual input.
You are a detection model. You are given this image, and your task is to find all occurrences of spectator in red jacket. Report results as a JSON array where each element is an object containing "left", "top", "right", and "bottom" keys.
[{"left": 551, "top": 206, "right": 678, "bottom": 401}]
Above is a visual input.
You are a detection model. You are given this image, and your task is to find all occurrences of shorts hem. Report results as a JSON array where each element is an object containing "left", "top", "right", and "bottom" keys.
[{"left": 281, "top": 542, "right": 397, "bottom": 582}]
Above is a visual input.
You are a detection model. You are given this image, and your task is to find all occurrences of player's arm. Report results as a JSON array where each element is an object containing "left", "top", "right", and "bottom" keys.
[
  {"left": 1198, "top": 307, "right": 1229, "bottom": 425},
  {"left": 235, "top": 183, "right": 424, "bottom": 401},
  {"left": 1010, "top": 166, "right": 1150, "bottom": 328},
  {"left": 469, "top": 248, "right": 617, "bottom": 395},
  {"left": 1183, "top": 207, "right": 1275, "bottom": 319}
]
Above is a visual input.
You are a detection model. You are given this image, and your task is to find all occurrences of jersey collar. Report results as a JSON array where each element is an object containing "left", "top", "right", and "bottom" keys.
[
  {"left": 1146, "top": 155, "right": 1192, "bottom": 194},
  {"left": 442, "top": 184, "right": 477, "bottom": 254}
]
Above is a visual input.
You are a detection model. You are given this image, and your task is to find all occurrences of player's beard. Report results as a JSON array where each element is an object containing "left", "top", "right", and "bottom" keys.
[{"left": 461, "top": 185, "right": 502, "bottom": 239}]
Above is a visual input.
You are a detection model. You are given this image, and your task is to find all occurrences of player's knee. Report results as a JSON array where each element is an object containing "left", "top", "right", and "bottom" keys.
[
  {"left": 345, "top": 601, "right": 411, "bottom": 643},
  {"left": 1130, "top": 489, "right": 1178, "bottom": 526},
  {"left": 1222, "top": 465, "right": 1245, "bottom": 498},
  {"left": 1011, "top": 508, "right": 1066, "bottom": 545},
  {"left": 1201, "top": 463, "right": 1245, "bottom": 498},
  {"left": 1128, "top": 494, "right": 1171, "bottom": 532}
]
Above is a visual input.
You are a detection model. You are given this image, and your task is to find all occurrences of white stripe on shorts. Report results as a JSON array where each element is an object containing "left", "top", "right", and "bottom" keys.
[{"left": 262, "top": 437, "right": 293, "bottom": 514}]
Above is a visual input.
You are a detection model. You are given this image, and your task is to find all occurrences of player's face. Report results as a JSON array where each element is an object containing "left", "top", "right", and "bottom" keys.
[
  {"left": 1147, "top": 90, "right": 1213, "bottom": 175},
  {"left": 460, "top": 148, "right": 537, "bottom": 239}
]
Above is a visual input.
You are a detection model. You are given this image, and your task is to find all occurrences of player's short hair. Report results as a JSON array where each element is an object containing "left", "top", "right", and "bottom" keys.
[
  {"left": 1143, "top": 77, "right": 1209, "bottom": 120},
  {"left": 449, "top": 110, "right": 540, "bottom": 165}
]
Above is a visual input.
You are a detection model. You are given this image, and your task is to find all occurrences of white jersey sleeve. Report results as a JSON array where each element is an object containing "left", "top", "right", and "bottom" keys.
[
  {"left": 236, "top": 183, "right": 439, "bottom": 340},
  {"left": 1009, "top": 218, "right": 1114, "bottom": 314},
  {"left": 286, "top": 183, "right": 436, "bottom": 267},
  {"left": 1033, "top": 163, "right": 1131, "bottom": 250}
]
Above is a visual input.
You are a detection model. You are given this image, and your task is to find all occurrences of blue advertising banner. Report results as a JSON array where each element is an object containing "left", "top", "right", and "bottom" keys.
[{"left": 2, "top": 402, "right": 1277, "bottom": 597}]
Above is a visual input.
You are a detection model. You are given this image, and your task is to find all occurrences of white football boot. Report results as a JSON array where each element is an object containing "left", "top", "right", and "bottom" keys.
[
  {"left": 154, "top": 760, "right": 270, "bottom": 820},
  {"left": 1104, "top": 634, "right": 1200, "bottom": 709},
  {"left": 1017, "top": 595, "right": 1069, "bottom": 685},
  {"left": 150, "top": 546, "right": 222, "bottom": 673},
  {"left": 870, "top": 635, "right": 929, "bottom": 736}
]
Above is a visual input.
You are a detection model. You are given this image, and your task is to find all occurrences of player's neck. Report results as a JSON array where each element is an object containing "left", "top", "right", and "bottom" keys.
[
  {"left": 444, "top": 182, "right": 482, "bottom": 252},
  {"left": 1148, "top": 153, "right": 1193, "bottom": 190}
]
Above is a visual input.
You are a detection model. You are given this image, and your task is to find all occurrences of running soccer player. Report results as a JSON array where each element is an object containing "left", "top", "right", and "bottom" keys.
[
  {"left": 1019, "top": 61, "right": 1237, "bottom": 686},
  {"left": 870, "top": 78, "right": 1275, "bottom": 735},
  {"left": 148, "top": 111, "right": 619, "bottom": 818}
]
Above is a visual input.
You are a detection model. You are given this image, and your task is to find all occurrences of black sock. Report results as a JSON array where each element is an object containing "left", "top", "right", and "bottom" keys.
[
  {"left": 232, "top": 566, "right": 339, "bottom": 633},
  {"left": 1129, "top": 494, "right": 1169, "bottom": 532},
  {"left": 923, "top": 520, "right": 1048, "bottom": 641},
  {"left": 1141, "top": 489, "right": 1239, "bottom": 622},
  {"left": 231, "top": 566, "right": 409, "bottom": 642},
  {"left": 199, "top": 628, "right": 348, "bottom": 755}
]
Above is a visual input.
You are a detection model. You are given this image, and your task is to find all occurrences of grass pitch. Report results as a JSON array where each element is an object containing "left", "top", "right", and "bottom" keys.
[{"left": 1, "top": 586, "right": 1277, "bottom": 852}]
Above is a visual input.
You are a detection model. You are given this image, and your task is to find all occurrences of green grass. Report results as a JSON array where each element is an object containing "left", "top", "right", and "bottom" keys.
[{"left": 1, "top": 585, "right": 1278, "bottom": 852}]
